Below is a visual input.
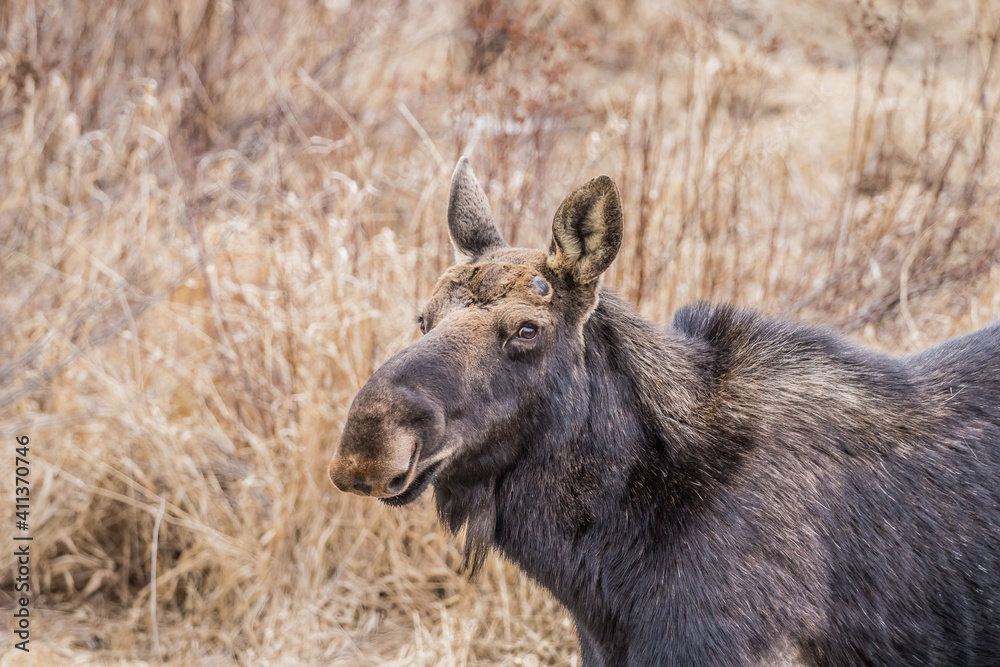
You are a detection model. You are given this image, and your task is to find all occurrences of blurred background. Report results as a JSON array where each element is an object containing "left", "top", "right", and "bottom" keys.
[{"left": 1, "top": 0, "right": 999, "bottom": 664}]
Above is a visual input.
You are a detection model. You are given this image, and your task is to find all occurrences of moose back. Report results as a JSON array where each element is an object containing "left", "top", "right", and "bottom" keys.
[{"left": 330, "top": 157, "right": 1000, "bottom": 666}]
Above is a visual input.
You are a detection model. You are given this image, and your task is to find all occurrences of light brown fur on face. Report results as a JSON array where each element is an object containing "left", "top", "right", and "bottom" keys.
[{"left": 421, "top": 260, "right": 553, "bottom": 338}]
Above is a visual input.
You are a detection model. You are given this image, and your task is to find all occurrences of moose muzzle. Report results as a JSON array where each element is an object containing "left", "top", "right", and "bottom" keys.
[
  {"left": 329, "top": 421, "right": 420, "bottom": 497},
  {"left": 329, "top": 349, "right": 449, "bottom": 500}
]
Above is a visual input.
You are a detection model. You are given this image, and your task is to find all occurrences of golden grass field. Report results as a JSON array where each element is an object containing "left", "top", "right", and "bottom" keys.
[{"left": 1, "top": 0, "right": 999, "bottom": 664}]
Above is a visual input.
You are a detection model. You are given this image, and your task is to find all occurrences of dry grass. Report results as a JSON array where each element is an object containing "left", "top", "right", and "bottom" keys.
[{"left": 1, "top": 0, "right": 999, "bottom": 664}]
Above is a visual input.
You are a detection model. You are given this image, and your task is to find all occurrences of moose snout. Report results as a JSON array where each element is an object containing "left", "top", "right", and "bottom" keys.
[
  {"left": 329, "top": 449, "right": 415, "bottom": 498},
  {"left": 330, "top": 341, "right": 454, "bottom": 500},
  {"left": 329, "top": 421, "right": 419, "bottom": 498}
]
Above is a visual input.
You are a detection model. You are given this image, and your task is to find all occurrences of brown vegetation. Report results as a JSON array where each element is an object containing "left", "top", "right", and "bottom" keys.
[{"left": 1, "top": 0, "right": 998, "bottom": 664}]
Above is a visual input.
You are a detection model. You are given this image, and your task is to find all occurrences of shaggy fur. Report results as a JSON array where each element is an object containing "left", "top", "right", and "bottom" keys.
[{"left": 330, "top": 159, "right": 1000, "bottom": 666}]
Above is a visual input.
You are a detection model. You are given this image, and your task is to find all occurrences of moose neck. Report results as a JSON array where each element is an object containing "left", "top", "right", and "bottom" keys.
[
  {"left": 433, "top": 289, "right": 714, "bottom": 609},
  {"left": 585, "top": 290, "right": 709, "bottom": 452},
  {"left": 506, "top": 289, "right": 713, "bottom": 631}
]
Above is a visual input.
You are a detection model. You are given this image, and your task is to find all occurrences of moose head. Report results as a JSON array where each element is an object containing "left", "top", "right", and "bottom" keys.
[{"left": 329, "top": 157, "right": 623, "bottom": 506}]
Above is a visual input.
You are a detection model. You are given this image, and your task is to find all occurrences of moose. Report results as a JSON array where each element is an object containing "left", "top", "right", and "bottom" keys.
[{"left": 330, "top": 157, "right": 1000, "bottom": 665}]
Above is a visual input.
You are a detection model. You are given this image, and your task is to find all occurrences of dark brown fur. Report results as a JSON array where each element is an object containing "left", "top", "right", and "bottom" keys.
[{"left": 330, "top": 157, "right": 1000, "bottom": 666}]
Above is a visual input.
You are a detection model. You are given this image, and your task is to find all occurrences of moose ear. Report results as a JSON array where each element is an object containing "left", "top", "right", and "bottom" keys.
[
  {"left": 447, "top": 157, "right": 507, "bottom": 264},
  {"left": 547, "top": 175, "right": 623, "bottom": 285}
]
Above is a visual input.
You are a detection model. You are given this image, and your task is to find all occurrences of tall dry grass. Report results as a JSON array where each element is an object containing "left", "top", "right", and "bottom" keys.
[{"left": 1, "top": 0, "right": 999, "bottom": 664}]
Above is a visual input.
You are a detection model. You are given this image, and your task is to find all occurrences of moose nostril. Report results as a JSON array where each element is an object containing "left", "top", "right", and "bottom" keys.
[
  {"left": 387, "top": 471, "right": 409, "bottom": 495},
  {"left": 352, "top": 480, "right": 373, "bottom": 495}
]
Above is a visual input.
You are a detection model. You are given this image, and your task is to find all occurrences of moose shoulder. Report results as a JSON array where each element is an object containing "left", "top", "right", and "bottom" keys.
[{"left": 330, "top": 157, "right": 1000, "bottom": 666}]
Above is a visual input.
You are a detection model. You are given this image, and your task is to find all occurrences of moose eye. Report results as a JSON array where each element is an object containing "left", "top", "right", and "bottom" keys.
[
  {"left": 515, "top": 324, "right": 538, "bottom": 340},
  {"left": 505, "top": 322, "right": 543, "bottom": 361}
]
